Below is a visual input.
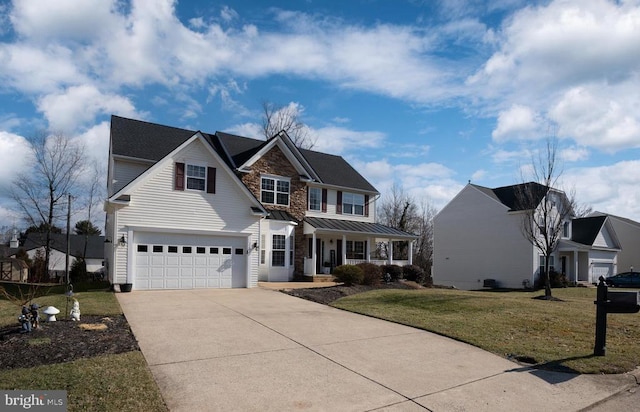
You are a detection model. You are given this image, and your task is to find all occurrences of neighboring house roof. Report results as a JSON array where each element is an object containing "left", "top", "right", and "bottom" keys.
[
  {"left": 22, "top": 233, "right": 105, "bottom": 259},
  {"left": 111, "top": 115, "right": 378, "bottom": 193},
  {"left": 571, "top": 216, "right": 608, "bottom": 245},
  {"left": 0, "top": 257, "right": 29, "bottom": 269},
  {"left": 305, "top": 217, "right": 417, "bottom": 239},
  {"left": 591, "top": 211, "right": 640, "bottom": 228}
]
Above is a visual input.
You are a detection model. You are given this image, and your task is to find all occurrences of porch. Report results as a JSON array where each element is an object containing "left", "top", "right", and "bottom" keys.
[
  {"left": 302, "top": 217, "right": 417, "bottom": 277},
  {"left": 558, "top": 240, "right": 618, "bottom": 285}
]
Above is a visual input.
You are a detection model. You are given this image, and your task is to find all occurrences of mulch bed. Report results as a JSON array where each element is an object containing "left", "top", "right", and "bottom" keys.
[
  {"left": 0, "top": 315, "right": 139, "bottom": 371},
  {"left": 283, "top": 281, "right": 420, "bottom": 305}
]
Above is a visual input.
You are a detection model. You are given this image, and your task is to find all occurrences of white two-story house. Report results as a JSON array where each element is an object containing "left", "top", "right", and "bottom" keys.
[
  {"left": 433, "top": 182, "right": 620, "bottom": 290},
  {"left": 104, "top": 116, "right": 416, "bottom": 290}
]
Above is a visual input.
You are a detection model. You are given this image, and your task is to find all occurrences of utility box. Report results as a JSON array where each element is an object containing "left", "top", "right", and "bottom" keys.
[{"left": 607, "top": 291, "right": 640, "bottom": 314}]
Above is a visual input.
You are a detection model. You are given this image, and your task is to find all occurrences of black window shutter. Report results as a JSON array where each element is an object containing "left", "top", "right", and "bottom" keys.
[
  {"left": 207, "top": 167, "right": 216, "bottom": 194},
  {"left": 322, "top": 189, "right": 327, "bottom": 212},
  {"left": 175, "top": 162, "right": 185, "bottom": 191},
  {"left": 336, "top": 191, "right": 342, "bottom": 214}
]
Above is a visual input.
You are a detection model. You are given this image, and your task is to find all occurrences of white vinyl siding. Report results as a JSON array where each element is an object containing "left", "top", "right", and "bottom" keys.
[
  {"left": 112, "top": 160, "right": 151, "bottom": 195},
  {"left": 305, "top": 189, "right": 376, "bottom": 223},
  {"left": 111, "top": 139, "right": 260, "bottom": 287}
]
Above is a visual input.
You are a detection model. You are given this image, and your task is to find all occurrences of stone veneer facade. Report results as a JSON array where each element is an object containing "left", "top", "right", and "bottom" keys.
[{"left": 240, "top": 145, "right": 308, "bottom": 275}]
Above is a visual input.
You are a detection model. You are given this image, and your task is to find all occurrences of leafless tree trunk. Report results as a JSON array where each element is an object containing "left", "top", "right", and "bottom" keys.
[
  {"left": 377, "top": 183, "right": 437, "bottom": 273},
  {"left": 261, "top": 101, "right": 317, "bottom": 149},
  {"left": 515, "top": 138, "right": 575, "bottom": 298},
  {"left": 10, "top": 132, "right": 85, "bottom": 282},
  {"left": 79, "top": 163, "right": 106, "bottom": 274}
]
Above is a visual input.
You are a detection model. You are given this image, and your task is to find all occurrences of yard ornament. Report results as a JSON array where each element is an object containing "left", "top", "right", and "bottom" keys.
[{"left": 70, "top": 299, "right": 81, "bottom": 321}]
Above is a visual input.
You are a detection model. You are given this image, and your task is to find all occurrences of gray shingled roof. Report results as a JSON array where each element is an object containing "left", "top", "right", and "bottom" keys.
[
  {"left": 22, "top": 234, "right": 105, "bottom": 259},
  {"left": 472, "top": 182, "right": 549, "bottom": 211},
  {"left": 111, "top": 115, "right": 378, "bottom": 193},
  {"left": 571, "top": 216, "right": 607, "bottom": 246},
  {"left": 305, "top": 217, "right": 417, "bottom": 239}
]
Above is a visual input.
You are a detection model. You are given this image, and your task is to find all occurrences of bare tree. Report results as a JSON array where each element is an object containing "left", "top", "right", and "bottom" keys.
[
  {"left": 377, "top": 183, "right": 437, "bottom": 275},
  {"left": 261, "top": 101, "right": 317, "bottom": 149},
  {"left": 515, "top": 138, "right": 575, "bottom": 298},
  {"left": 10, "top": 132, "right": 85, "bottom": 282}
]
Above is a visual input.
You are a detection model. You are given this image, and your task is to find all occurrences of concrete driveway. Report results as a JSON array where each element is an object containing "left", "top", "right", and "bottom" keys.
[{"left": 117, "top": 288, "right": 635, "bottom": 412}]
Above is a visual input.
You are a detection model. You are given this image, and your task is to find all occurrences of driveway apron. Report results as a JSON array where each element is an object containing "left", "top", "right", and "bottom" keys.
[{"left": 117, "top": 288, "right": 634, "bottom": 412}]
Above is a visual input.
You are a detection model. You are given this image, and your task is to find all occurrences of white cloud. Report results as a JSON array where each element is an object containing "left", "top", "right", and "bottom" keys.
[
  {"left": 0, "top": 131, "right": 31, "bottom": 192},
  {"left": 559, "top": 146, "right": 589, "bottom": 162},
  {"left": 565, "top": 160, "right": 640, "bottom": 222},
  {"left": 37, "top": 85, "right": 137, "bottom": 131},
  {"left": 470, "top": 0, "right": 640, "bottom": 151},
  {"left": 492, "top": 104, "right": 543, "bottom": 142}
]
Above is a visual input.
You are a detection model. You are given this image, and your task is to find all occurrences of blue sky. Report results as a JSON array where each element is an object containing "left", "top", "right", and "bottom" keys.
[{"left": 1, "top": 0, "right": 640, "bottom": 230}]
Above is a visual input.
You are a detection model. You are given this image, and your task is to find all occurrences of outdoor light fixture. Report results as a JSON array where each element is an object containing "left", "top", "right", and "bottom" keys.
[
  {"left": 118, "top": 235, "right": 127, "bottom": 246},
  {"left": 252, "top": 242, "right": 258, "bottom": 250}
]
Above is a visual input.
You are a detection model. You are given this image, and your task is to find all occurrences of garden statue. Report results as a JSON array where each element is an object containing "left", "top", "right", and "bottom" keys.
[
  {"left": 70, "top": 299, "right": 81, "bottom": 321},
  {"left": 29, "top": 303, "right": 40, "bottom": 329},
  {"left": 19, "top": 306, "right": 32, "bottom": 333}
]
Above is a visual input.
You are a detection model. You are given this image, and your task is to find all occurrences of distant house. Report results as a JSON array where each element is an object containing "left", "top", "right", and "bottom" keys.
[
  {"left": 104, "top": 115, "right": 416, "bottom": 290},
  {"left": 12, "top": 233, "right": 105, "bottom": 280},
  {"left": 433, "top": 183, "right": 620, "bottom": 290},
  {"left": 0, "top": 258, "right": 28, "bottom": 282},
  {"left": 590, "top": 212, "right": 640, "bottom": 273}
]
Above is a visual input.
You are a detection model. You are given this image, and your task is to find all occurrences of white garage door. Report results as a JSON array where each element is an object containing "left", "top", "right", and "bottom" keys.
[
  {"left": 592, "top": 263, "right": 613, "bottom": 282},
  {"left": 133, "top": 232, "right": 247, "bottom": 289}
]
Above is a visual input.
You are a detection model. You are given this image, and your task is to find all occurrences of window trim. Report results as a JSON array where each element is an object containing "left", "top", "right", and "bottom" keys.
[
  {"left": 342, "top": 192, "right": 365, "bottom": 216},
  {"left": 308, "top": 187, "right": 321, "bottom": 211},
  {"left": 186, "top": 164, "right": 207, "bottom": 191},
  {"left": 261, "top": 175, "right": 290, "bottom": 206},
  {"left": 272, "top": 234, "right": 286, "bottom": 267}
]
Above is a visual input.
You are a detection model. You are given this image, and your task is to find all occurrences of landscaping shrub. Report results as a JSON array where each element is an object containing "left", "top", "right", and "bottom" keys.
[
  {"left": 536, "top": 270, "right": 569, "bottom": 289},
  {"left": 333, "top": 265, "right": 364, "bottom": 286},
  {"left": 381, "top": 264, "right": 403, "bottom": 281},
  {"left": 402, "top": 265, "right": 425, "bottom": 283},
  {"left": 356, "top": 263, "right": 383, "bottom": 286}
]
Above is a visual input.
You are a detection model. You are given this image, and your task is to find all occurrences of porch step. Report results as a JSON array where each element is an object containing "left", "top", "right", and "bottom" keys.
[{"left": 310, "top": 274, "right": 335, "bottom": 283}]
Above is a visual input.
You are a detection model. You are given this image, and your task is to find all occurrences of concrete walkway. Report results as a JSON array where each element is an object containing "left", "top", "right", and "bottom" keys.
[{"left": 117, "top": 288, "right": 637, "bottom": 412}]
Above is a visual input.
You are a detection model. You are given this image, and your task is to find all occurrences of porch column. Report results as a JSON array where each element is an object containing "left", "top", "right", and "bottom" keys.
[
  {"left": 573, "top": 252, "right": 579, "bottom": 283},
  {"left": 408, "top": 240, "right": 414, "bottom": 265},
  {"left": 312, "top": 232, "right": 317, "bottom": 275},
  {"left": 366, "top": 237, "right": 371, "bottom": 263},
  {"left": 342, "top": 235, "right": 347, "bottom": 265},
  {"left": 388, "top": 240, "right": 393, "bottom": 265}
]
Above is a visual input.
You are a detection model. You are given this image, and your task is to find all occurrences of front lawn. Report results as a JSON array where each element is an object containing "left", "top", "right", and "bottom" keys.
[
  {"left": 0, "top": 289, "right": 167, "bottom": 411},
  {"left": 331, "top": 287, "right": 640, "bottom": 374}
]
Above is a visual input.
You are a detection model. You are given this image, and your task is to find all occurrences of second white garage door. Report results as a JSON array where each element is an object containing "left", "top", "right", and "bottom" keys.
[{"left": 133, "top": 232, "right": 247, "bottom": 289}]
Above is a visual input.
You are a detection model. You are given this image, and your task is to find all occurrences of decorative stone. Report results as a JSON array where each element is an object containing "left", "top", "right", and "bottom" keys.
[
  {"left": 42, "top": 306, "right": 60, "bottom": 322},
  {"left": 70, "top": 299, "right": 81, "bottom": 321}
]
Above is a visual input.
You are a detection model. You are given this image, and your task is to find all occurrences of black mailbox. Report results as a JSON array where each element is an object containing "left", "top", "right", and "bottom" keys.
[{"left": 607, "top": 291, "right": 640, "bottom": 314}]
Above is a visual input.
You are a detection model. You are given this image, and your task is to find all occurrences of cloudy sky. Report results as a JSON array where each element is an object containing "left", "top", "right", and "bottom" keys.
[{"left": 1, "top": 0, "right": 639, "bottom": 230}]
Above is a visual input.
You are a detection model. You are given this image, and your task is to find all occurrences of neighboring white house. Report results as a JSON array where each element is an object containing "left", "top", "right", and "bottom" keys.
[
  {"left": 12, "top": 233, "right": 105, "bottom": 281},
  {"left": 589, "top": 212, "right": 640, "bottom": 274},
  {"left": 105, "top": 116, "right": 416, "bottom": 290},
  {"left": 433, "top": 183, "right": 620, "bottom": 290}
]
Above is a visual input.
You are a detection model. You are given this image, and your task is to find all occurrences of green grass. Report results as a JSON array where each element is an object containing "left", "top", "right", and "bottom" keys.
[
  {"left": 1, "top": 289, "right": 167, "bottom": 411},
  {"left": 332, "top": 287, "right": 640, "bottom": 374},
  {"left": 0, "top": 352, "right": 167, "bottom": 412}
]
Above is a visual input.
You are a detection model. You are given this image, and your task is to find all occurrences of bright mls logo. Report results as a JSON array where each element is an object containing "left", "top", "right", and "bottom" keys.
[{"left": 1, "top": 391, "right": 67, "bottom": 411}]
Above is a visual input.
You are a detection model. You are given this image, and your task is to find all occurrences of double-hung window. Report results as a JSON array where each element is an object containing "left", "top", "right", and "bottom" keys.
[
  {"left": 272, "top": 235, "right": 286, "bottom": 267},
  {"left": 343, "top": 193, "right": 365, "bottom": 215},
  {"left": 261, "top": 176, "right": 290, "bottom": 206},
  {"left": 539, "top": 255, "right": 555, "bottom": 274},
  {"left": 186, "top": 165, "right": 206, "bottom": 191},
  {"left": 308, "top": 187, "right": 321, "bottom": 211},
  {"left": 346, "top": 241, "right": 365, "bottom": 260}
]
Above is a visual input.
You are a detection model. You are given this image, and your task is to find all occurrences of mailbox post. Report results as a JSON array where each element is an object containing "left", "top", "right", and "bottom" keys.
[
  {"left": 593, "top": 276, "right": 640, "bottom": 356},
  {"left": 593, "top": 277, "right": 608, "bottom": 356}
]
